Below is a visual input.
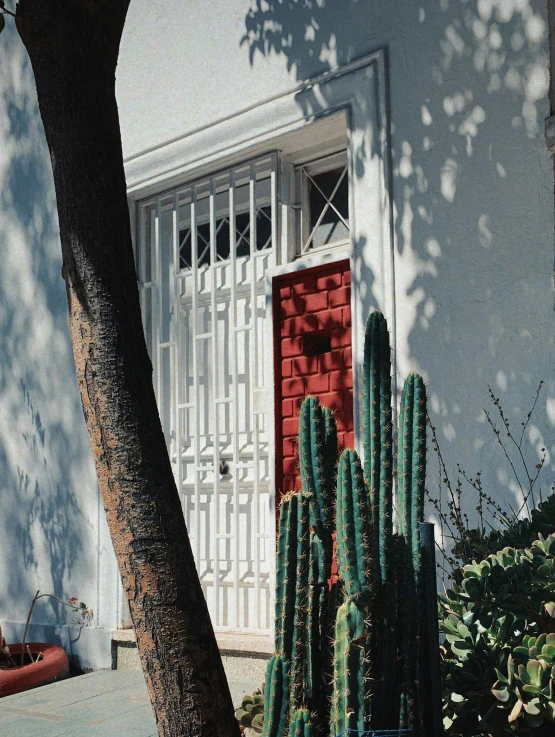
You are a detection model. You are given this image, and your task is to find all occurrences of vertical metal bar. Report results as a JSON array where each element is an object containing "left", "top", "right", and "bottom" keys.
[
  {"left": 171, "top": 195, "right": 181, "bottom": 495},
  {"left": 420, "top": 522, "right": 444, "bottom": 737},
  {"left": 191, "top": 188, "right": 201, "bottom": 571},
  {"left": 209, "top": 177, "right": 221, "bottom": 628},
  {"left": 229, "top": 169, "right": 241, "bottom": 629},
  {"left": 138, "top": 204, "right": 146, "bottom": 330},
  {"left": 270, "top": 154, "right": 278, "bottom": 268},
  {"left": 154, "top": 200, "right": 162, "bottom": 408},
  {"left": 249, "top": 163, "right": 261, "bottom": 630},
  {"left": 167, "top": 196, "right": 176, "bottom": 472}
]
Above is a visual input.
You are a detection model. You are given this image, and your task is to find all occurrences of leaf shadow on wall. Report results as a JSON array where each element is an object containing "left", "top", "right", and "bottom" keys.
[
  {"left": 0, "top": 21, "right": 98, "bottom": 637},
  {"left": 241, "top": 0, "right": 555, "bottom": 547}
]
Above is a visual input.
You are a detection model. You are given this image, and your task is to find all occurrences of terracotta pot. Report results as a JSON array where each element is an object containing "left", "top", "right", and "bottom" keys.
[{"left": 0, "top": 643, "right": 69, "bottom": 697}]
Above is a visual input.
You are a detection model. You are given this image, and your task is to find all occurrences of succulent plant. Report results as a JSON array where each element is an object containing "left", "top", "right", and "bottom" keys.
[
  {"left": 236, "top": 689, "right": 265, "bottom": 734},
  {"left": 440, "top": 533, "right": 555, "bottom": 736}
]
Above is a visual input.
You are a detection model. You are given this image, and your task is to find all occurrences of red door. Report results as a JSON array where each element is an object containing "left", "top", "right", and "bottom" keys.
[{"left": 273, "top": 260, "right": 354, "bottom": 504}]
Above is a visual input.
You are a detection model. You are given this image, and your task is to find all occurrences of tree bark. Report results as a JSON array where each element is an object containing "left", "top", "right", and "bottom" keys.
[{"left": 14, "top": 2, "right": 240, "bottom": 736}]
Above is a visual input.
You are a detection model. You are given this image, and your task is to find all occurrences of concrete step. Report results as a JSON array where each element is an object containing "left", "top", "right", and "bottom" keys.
[{"left": 111, "top": 629, "right": 272, "bottom": 673}]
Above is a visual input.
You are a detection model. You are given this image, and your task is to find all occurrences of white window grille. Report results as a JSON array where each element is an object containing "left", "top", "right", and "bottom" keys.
[
  {"left": 295, "top": 150, "right": 349, "bottom": 256},
  {"left": 138, "top": 154, "right": 277, "bottom": 632}
]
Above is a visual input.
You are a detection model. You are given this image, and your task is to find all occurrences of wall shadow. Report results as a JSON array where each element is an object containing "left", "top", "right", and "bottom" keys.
[
  {"left": 241, "top": 0, "right": 555, "bottom": 549},
  {"left": 0, "top": 18, "right": 99, "bottom": 631}
]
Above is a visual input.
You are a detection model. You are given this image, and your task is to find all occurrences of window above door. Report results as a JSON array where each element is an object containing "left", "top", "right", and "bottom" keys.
[{"left": 294, "top": 150, "right": 349, "bottom": 257}]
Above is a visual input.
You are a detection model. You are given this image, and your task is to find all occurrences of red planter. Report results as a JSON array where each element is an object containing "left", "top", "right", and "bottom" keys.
[{"left": 0, "top": 643, "right": 69, "bottom": 697}]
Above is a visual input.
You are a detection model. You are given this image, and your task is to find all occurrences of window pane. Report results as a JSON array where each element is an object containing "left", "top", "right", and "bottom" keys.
[
  {"left": 256, "top": 206, "right": 272, "bottom": 251},
  {"left": 216, "top": 218, "right": 230, "bottom": 261},
  {"left": 197, "top": 222, "right": 211, "bottom": 267},
  {"left": 180, "top": 228, "right": 192, "bottom": 270},
  {"left": 236, "top": 212, "right": 250, "bottom": 258},
  {"left": 309, "top": 167, "right": 349, "bottom": 248}
]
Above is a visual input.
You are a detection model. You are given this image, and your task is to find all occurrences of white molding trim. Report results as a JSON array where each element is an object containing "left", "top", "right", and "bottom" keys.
[{"left": 125, "top": 51, "right": 385, "bottom": 199}]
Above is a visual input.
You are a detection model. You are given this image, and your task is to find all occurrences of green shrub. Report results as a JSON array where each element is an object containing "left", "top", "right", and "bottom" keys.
[{"left": 440, "top": 533, "right": 555, "bottom": 736}]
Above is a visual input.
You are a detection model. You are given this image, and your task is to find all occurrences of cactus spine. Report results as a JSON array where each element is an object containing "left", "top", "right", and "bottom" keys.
[{"left": 262, "top": 310, "right": 433, "bottom": 737}]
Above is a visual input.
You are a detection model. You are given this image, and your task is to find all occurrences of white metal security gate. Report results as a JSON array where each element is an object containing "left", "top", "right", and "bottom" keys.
[{"left": 138, "top": 155, "right": 277, "bottom": 632}]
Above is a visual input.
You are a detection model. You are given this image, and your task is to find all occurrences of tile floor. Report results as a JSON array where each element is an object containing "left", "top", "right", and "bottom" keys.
[{"left": 0, "top": 656, "right": 268, "bottom": 737}]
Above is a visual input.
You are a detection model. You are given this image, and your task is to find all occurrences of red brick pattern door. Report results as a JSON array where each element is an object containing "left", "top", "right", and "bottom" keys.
[{"left": 273, "top": 260, "right": 354, "bottom": 503}]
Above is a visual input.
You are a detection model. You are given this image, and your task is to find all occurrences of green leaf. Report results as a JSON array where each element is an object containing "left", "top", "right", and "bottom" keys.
[
  {"left": 462, "top": 611, "right": 474, "bottom": 625},
  {"left": 522, "top": 684, "right": 542, "bottom": 694},
  {"left": 518, "top": 663, "right": 532, "bottom": 684},
  {"left": 508, "top": 654, "right": 516, "bottom": 681},
  {"left": 508, "top": 698, "right": 523, "bottom": 723},
  {"left": 526, "top": 660, "right": 542, "bottom": 687},
  {"left": 545, "top": 602, "right": 555, "bottom": 617},
  {"left": 252, "top": 713, "right": 264, "bottom": 733},
  {"left": 458, "top": 624, "right": 471, "bottom": 640},
  {"left": 524, "top": 711, "right": 543, "bottom": 728},
  {"left": 492, "top": 686, "right": 510, "bottom": 702}
]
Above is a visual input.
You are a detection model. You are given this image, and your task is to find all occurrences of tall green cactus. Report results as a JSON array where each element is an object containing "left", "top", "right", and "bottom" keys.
[
  {"left": 290, "top": 493, "right": 310, "bottom": 710},
  {"left": 275, "top": 493, "right": 299, "bottom": 658},
  {"left": 363, "top": 311, "right": 393, "bottom": 584},
  {"left": 397, "top": 372, "right": 428, "bottom": 732},
  {"left": 330, "top": 600, "right": 370, "bottom": 736},
  {"left": 260, "top": 310, "right": 434, "bottom": 737},
  {"left": 289, "top": 708, "right": 314, "bottom": 737},
  {"left": 262, "top": 654, "right": 289, "bottom": 737},
  {"left": 397, "top": 372, "right": 427, "bottom": 572},
  {"left": 299, "top": 396, "right": 336, "bottom": 542},
  {"left": 335, "top": 448, "right": 375, "bottom": 599}
]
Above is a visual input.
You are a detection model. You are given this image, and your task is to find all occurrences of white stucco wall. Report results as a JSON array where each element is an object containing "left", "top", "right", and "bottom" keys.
[
  {"left": 0, "top": 0, "right": 553, "bottom": 670},
  {"left": 119, "top": 0, "right": 554, "bottom": 569}
]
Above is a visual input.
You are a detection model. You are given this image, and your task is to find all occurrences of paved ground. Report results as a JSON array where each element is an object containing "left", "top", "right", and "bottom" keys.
[{"left": 0, "top": 656, "right": 268, "bottom": 737}]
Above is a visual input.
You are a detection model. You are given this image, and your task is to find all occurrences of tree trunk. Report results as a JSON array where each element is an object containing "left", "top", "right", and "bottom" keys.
[{"left": 15, "top": 2, "right": 240, "bottom": 736}]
